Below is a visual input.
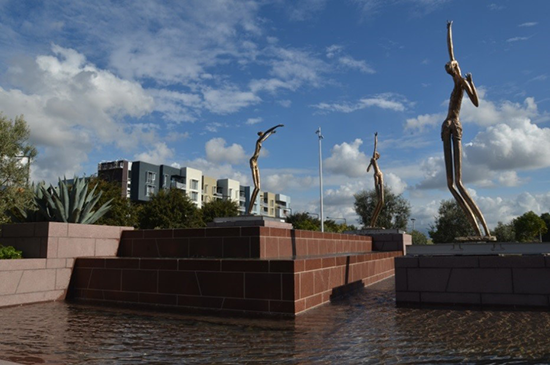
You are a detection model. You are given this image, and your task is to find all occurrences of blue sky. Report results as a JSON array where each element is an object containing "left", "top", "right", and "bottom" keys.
[{"left": 1, "top": 0, "right": 549, "bottom": 232}]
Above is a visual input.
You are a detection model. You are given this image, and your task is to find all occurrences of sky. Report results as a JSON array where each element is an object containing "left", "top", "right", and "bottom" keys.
[{"left": 0, "top": 0, "right": 549, "bottom": 233}]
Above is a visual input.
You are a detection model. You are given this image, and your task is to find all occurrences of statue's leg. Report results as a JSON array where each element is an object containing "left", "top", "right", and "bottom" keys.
[
  {"left": 370, "top": 178, "right": 384, "bottom": 227},
  {"left": 444, "top": 137, "right": 481, "bottom": 236},
  {"left": 247, "top": 166, "right": 261, "bottom": 215},
  {"left": 452, "top": 138, "right": 491, "bottom": 236}
]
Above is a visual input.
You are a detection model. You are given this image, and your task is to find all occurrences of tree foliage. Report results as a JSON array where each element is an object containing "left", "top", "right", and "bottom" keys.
[
  {"left": 353, "top": 187, "right": 410, "bottom": 230},
  {"left": 0, "top": 114, "right": 37, "bottom": 224},
  {"left": 201, "top": 199, "right": 239, "bottom": 224},
  {"left": 411, "top": 230, "right": 429, "bottom": 245},
  {"left": 285, "top": 212, "right": 320, "bottom": 231},
  {"left": 540, "top": 213, "right": 550, "bottom": 242},
  {"left": 323, "top": 219, "right": 353, "bottom": 233},
  {"left": 90, "top": 177, "right": 141, "bottom": 227},
  {"left": 138, "top": 189, "right": 203, "bottom": 229},
  {"left": 429, "top": 200, "right": 476, "bottom": 243},
  {"left": 492, "top": 221, "right": 516, "bottom": 242},
  {"left": 513, "top": 211, "right": 547, "bottom": 242}
]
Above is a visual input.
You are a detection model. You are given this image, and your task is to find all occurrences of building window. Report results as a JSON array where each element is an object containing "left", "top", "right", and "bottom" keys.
[
  {"left": 146, "top": 185, "right": 155, "bottom": 197},
  {"left": 191, "top": 179, "right": 199, "bottom": 190},
  {"left": 191, "top": 191, "right": 199, "bottom": 201},
  {"left": 146, "top": 171, "right": 156, "bottom": 184},
  {"left": 163, "top": 174, "right": 169, "bottom": 188}
]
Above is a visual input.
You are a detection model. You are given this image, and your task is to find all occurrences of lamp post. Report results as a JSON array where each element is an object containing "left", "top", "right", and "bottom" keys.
[{"left": 316, "top": 127, "right": 324, "bottom": 232}]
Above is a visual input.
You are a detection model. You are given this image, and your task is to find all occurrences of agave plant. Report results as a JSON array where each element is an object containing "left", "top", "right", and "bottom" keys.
[{"left": 13, "top": 177, "right": 112, "bottom": 224}]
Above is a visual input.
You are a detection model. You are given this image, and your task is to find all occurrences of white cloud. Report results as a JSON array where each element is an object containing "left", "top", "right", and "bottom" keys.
[
  {"left": 263, "top": 173, "right": 316, "bottom": 193},
  {"left": 405, "top": 113, "right": 444, "bottom": 131},
  {"left": 246, "top": 117, "right": 262, "bottom": 125},
  {"left": 324, "top": 139, "right": 369, "bottom": 178},
  {"left": 286, "top": 0, "right": 329, "bottom": 21},
  {"left": 384, "top": 172, "right": 407, "bottom": 195},
  {"left": 134, "top": 142, "right": 174, "bottom": 165},
  {"left": 203, "top": 87, "right": 261, "bottom": 114},
  {"left": 519, "top": 22, "right": 538, "bottom": 27},
  {"left": 506, "top": 36, "right": 530, "bottom": 43},
  {"left": 205, "top": 138, "right": 246, "bottom": 164},
  {"left": 0, "top": 45, "right": 153, "bottom": 183},
  {"left": 338, "top": 56, "right": 375, "bottom": 74},
  {"left": 467, "top": 117, "right": 550, "bottom": 171},
  {"left": 312, "top": 93, "right": 408, "bottom": 114}
]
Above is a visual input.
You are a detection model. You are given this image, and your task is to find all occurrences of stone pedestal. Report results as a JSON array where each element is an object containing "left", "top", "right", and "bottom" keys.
[
  {"left": 208, "top": 216, "right": 292, "bottom": 229},
  {"left": 348, "top": 229, "right": 411, "bottom": 254},
  {"left": 69, "top": 224, "right": 405, "bottom": 316}
]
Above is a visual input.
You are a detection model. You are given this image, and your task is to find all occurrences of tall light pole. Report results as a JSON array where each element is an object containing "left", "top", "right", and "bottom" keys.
[{"left": 316, "top": 127, "right": 324, "bottom": 232}]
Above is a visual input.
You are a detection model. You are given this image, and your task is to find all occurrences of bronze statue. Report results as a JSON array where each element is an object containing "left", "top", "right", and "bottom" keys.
[
  {"left": 442, "top": 21, "right": 492, "bottom": 240},
  {"left": 247, "top": 124, "right": 284, "bottom": 215},
  {"left": 367, "top": 132, "right": 384, "bottom": 228}
]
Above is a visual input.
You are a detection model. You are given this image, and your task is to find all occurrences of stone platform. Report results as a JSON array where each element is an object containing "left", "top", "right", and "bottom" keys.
[
  {"left": 68, "top": 225, "right": 407, "bottom": 316},
  {"left": 396, "top": 243, "right": 550, "bottom": 309}
]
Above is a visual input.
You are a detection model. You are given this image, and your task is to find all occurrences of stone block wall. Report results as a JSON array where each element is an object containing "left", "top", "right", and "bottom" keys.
[
  {"left": 0, "top": 222, "right": 132, "bottom": 308},
  {"left": 395, "top": 255, "right": 550, "bottom": 308},
  {"left": 118, "top": 227, "right": 372, "bottom": 259},
  {"left": 69, "top": 251, "right": 399, "bottom": 316}
]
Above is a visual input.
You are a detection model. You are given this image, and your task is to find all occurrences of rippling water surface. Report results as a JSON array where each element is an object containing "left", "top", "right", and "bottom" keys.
[{"left": 1, "top": 278, "right": 550, "bottom": 364}]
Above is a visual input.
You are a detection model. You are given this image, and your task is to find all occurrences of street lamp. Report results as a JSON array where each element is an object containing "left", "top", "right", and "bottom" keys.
[{"left": 315, "top": 127, "right": 324, "bottom": 232}]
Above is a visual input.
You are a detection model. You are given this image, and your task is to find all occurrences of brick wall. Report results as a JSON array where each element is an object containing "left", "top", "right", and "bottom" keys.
[
  {"left": 118, "top": 227, "right": 372, "bottom": 259},
  {"left": 69, "top": 251, "right": 400, "bottom": 316}
]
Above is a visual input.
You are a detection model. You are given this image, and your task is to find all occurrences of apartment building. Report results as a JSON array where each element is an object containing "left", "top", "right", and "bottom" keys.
[{"left": 97, "top": 159, "right": 291, "bottom": 217}]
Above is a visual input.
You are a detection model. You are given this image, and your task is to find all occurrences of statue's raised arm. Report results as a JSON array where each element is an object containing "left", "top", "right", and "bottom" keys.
[{"left": 447, "top": 20, "right": 455, "bottom": 62}]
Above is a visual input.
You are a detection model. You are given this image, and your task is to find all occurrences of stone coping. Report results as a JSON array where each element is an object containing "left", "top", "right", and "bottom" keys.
[
  {"left": 209, "top": 216, "right": 291, "bottom": 229},
  {"left": 406, "top": 242, "right": 550, "bottom": 256}
]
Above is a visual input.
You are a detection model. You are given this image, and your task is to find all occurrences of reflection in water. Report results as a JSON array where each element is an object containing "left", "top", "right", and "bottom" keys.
[{"left": 1, "top": 278, "right": 550, "bottom": 364}]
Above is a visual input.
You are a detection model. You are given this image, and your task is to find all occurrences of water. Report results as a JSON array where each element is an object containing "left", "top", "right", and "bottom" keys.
[{"left": 1, "top": 278, "right": 550, "bottom": 364}]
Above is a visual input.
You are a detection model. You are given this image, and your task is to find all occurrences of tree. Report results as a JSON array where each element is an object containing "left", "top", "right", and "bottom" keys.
[
  {"left": 513, "top": 211, "right": 547, "bottom": 242},
  {"left": 285, "top": 212, "right": 320, "bottom": 231},
  {"left": 201, "top": 199, "right": 239, "bottom": 224},
  {"left": 138, "top": 189, "right": 203, "bottom": 229},
  {"left": 429, "top": 200, "right": 476, "bottom": 243},
  {"left": 411, "top": 230, "right": 429, "bottom": 245},
  {"left": 89, "top": 177, "right": 141, "bottom": 227},
  {"left": 540, "top": 213, "right": 550, "bottom": 242},
  {"left": 0, "top": 114, "right": 37, "bottom": 224},
  {"left": 323, "top": 219, "right": 351, "bottom": 233},
  {"left": 492, "top": 221, "right": 515, "bottom": 242},
  {"left": 354, "top": 187, "right": 410, "bottom": 230}
]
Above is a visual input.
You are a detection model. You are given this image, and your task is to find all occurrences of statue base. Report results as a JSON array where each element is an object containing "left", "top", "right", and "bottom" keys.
[
  {"left": 208, "top": 215, "right": 292, "bottom": 229},
  {"left": 455, "top": 235, "right": 497, "bottom": 243}
]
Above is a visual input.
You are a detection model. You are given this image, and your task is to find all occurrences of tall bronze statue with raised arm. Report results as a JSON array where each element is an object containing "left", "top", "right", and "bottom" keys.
[
  {"left": 247, "top": 124, "right": 284, "bottom": 215},
  {"left": 442, "top": 21, "right": 493, "bottom": 240},
  {"left": 367, "top": 132, "right": 384, "bottom": 228}
]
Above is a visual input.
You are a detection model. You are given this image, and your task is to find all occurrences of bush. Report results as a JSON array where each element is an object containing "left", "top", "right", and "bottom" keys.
[{"left": 0, "top": 245, "right": 23, "bottom": 259}]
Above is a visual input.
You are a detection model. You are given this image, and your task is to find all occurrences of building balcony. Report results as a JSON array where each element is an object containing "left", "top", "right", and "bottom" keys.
[{"left": 171, "top": 181, "right": 186, "bottom": 190}]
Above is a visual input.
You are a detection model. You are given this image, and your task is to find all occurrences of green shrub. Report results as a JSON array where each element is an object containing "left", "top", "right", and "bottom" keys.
[{"left": 0, "top": 245, "right": 23, "bottom": 259}]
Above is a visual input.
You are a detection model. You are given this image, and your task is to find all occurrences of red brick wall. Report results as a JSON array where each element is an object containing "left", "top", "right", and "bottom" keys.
[
  {"left": 118, "top": 227, "right": 372, "bottom": 259},
  {"left": 69, "top": 251, "right": 400, "bottom": 316}
]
